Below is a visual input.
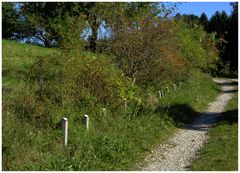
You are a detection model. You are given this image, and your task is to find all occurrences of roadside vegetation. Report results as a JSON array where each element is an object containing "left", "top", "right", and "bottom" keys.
[
  {"left": 3, "top": 39, "right": 220, "bottom": 170},
  {"left": 191, "top": 85, "right": 238, "bottom": 171},
  {"left": 2, "top": 2, "right": 237, "bottom": 171}
]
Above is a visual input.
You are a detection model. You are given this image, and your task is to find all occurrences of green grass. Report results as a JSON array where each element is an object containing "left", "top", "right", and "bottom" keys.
[
  {"left": 190, "top": 87, "right": 238, "bottom": 171},
  {"left": 2, "top": 40, "right": 221, "bottom": 170}
]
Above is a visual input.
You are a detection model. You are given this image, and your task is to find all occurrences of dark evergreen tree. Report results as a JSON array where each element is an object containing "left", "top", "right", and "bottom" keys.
[
  {"left": 199, "top": 13, "right": 208, "bottom": 31},
  {"left": 175, "top": 13, "right": 182, "bottom": 19},
  {"left": 207, "top": 4, "right": 238, "bottom": 73},
  {"left": 225, "top": 2, "right": 238, "bottom": 71},
  {"left": 208, "top": 11, "right": 228, "bottom": 38}
]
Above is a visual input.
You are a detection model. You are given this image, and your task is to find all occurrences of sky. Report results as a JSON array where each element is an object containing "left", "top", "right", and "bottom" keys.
[{"left": 175, "top": 2, "right": 233, "bottom": 18}]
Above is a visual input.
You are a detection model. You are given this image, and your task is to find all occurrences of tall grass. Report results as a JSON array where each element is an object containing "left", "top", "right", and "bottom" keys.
[{"left": 3, "top": 40, "right": 220, "bottom": 170}]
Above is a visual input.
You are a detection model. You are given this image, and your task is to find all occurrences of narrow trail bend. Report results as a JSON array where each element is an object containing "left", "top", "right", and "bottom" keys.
[{"left": 138, "top": 78, "right": 236, "bottom": 171}]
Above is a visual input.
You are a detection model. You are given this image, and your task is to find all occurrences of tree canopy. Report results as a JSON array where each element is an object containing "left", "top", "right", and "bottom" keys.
[{"left": 2, "top": 2, "right": 237, "bottom": 73}]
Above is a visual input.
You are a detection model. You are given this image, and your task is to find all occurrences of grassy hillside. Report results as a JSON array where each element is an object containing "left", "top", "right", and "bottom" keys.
[
  {"left": 2, "top": 40, "right": 220, "bottom": 170},
  {"left": 191, "top": 84, "right": 238, "bottom": 171}
]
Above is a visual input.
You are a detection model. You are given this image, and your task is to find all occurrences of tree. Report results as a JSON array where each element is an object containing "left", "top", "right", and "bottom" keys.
[
  {"left": 225, "top": 2, "right": 238, "bottom": 71},
  {"left": 174, "top": 13, "right": 200, "bottom": 27},
  {"left": 207, "top": 4, "right": 238, "bottom": 73},
  {"left": 199, "top": 13, "right": 208, "bottom": 31},
  {"left": 2, "top": 2, "right": 20, "bottom": 39},
  {"left": 3, "top": 2, "right": 177, "bottom": 51},
  {"left": 208, "top": 11, "right": 228, "bottom": 38},
  {"left": 19, "top": 2, "right": 70, "bottom": 47}
]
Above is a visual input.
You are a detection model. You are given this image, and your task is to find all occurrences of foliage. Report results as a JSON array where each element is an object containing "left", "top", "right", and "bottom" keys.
[
  {"left": 224, "top": 2, "right": 238, "bottom": 72},
  {"left": 199, "top": 13, "right": 208, "bottom": 31},
  {"left": 176, "top": 20, "right": 219, "bottom": 73},
  {"left": 108, "top": 20, "right": 189, "bottom": 89},
  {"left": 2, "top": 40, "right": 221, "bottom": 170},
  {"left": 2, "top": 2, "right": 20, "bottom": 39},
  {"left": 174, "top": 7, "right": 238, "bottom": 74},
  {"left": 2, "top": 3, "right": 224, "bottom": 171},
  {"left": 3, "top": 2, "right": 236, "bottom": 73}
]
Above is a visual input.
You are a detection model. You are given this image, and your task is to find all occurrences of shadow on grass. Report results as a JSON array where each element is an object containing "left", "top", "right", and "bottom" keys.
[
  {"left": 166, "top": 103, "right": 198, "bottom": 126},
  {"left": 219, "top": 109, "right": 238, "bottom": 125},
  {"left": 166, "top": 104, "right": 237, "bottom": 131},
  {"left": 223, "top": 89, "right": 238, "bottom": 94},
  {"left": 165, "top": 79, "right": 238, "bottom": 131},
  {"left": 216, "top": 73, "right": 238, "bottom": 79},
  {"left": 214, "top": 81, "right": 238, "bottom": 87}
]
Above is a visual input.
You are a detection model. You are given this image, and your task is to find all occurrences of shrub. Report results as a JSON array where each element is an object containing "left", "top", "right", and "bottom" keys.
[
  {"left": 176, "top": 20, "right": 219, "bottom": 73},
  {"left": 108, "top": 20, "right": 189, "bottom": 89}
]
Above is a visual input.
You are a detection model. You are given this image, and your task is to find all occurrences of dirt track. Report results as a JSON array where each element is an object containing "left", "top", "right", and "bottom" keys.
[{"left": 138, "top": 78, "right": 236, "bottom": 171}]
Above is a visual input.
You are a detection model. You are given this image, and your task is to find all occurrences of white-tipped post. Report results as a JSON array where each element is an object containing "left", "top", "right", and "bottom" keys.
[
  {"left": 161, "top": 91, "right": 164, "bottom": 97},
  {"left": 62, "top": 117, "right": 68, "bottom": 146},
  {"left": 158, "top": 91, "right": 161, "bottom": 99},
  {"left": 173, "top": 83, "right": 177, "bottom": 91},
  {"left": 124, "top": 98, "right": 127, "bottom": 112},
  {"left": 166, "top": 87, "right": 170, "bottom": 93},
  {"left": 102, "top": 108, "right": 107, "bottom": 117},
  {"left": 83, "top": 114, "right": 89, "bottom": 131}
]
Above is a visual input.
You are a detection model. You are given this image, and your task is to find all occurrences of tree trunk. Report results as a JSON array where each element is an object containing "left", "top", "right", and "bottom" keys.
[
  {"left": 89, "top": 15, "right": 99, "bottom": 53},
  {"left": 89, "top": 27, "right": 97, "bottom": 52},
  {"left": 44, "top": 39, "right": 52, "bottom": 48}
]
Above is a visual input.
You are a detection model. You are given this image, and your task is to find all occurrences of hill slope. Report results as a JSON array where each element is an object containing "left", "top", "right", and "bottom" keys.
[{"left": 3, "top": 40, "right": 220, "bottom": 170}]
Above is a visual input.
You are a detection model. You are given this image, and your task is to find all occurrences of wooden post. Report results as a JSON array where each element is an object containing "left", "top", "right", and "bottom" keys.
[
  {"left": 179, "top": 82, "right": 182, "bottom": 88},
  {"left": 124, "top": 98, "right": 127, "bottom": 112},
  {"left": 62, "top": 117, "right": 68, "bottom": 146},
  {"left": 102, "top": 108, "right": 106, "bottom": 117},
  {"left": 131, "top": 77, "right": 136, "bottom": 87},
  {"left": 158, "top": 91, "right": 161, "bottom": 99},
  {"left": 83, "top": 114, "right": 89, "bottom": 131},
  {"left": 166, "top": 87, "right": 169, "bottom": 93},
  {"left": 173, "top": 84, "right": 177, "bottom": 91}
]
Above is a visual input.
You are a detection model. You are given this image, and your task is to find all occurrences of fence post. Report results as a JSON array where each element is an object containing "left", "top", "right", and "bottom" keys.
[
  {"left": 62, "top": 117, "right": 68, "bottom": 146},
  {"left": 179, "top": 82, "right": 182, "bottom": 88},
  {"left": 83, "top": 114, "right": 89, "bottom": 131},
  {"left": 39, "top": 76, "right": 44, "bottom": 90},
  {"left": 158, "top": 91, "right": 161, "bottom": 99},
  {"left": 173, "top": 83, "right": 177, "bottom": 91},
  {"left": 102, "top": 108, "right": 107, "bottom": 117},
  {"left": 166, "top": 87, "right": 170, "bottom": 93},
  {"left": 124, "top": 98, "right": 127, "bottom": 112}
]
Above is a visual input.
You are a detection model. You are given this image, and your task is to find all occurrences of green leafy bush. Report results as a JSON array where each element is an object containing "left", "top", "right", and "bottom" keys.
[{"left": 176, "top": 20, "right": 219, "bottom": 73}]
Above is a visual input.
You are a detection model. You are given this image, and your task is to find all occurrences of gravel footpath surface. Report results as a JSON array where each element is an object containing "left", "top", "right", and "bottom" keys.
[{"left": 138, "top": 78, "right": 236, "bottom": 171}]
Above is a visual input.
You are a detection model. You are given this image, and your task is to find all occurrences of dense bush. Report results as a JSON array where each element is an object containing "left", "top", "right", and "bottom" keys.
[
  {"left": 176, "top": 20, "right": 219, "bottom": 73},
  {"left": 108, "top": 20, "right": 190, "bottom": 89}
]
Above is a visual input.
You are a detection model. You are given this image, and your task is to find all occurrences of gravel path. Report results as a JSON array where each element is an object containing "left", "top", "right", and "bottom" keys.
[{"left": 138, "top": 78, "right": 236, "bottom": 171}]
